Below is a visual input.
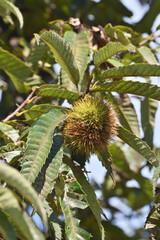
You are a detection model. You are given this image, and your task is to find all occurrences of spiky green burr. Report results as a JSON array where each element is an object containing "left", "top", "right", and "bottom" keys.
[{"left": 63, "top": 95, "right": 118, "bottom": 157}]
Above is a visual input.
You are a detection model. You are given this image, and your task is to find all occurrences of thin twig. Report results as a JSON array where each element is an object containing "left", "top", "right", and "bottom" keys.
[
  {"left": 139, "top": 34, "right": 160, "bottom": 46},
  {"left": 82, "top": 66, "right": 96, "bottom": 97},
  {"left": 2, "top": 88, "right": 38, "bottom": 122}
]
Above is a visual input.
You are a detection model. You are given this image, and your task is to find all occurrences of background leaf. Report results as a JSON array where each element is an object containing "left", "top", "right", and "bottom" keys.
[
  {"left": 0, "top": 0, "right": 23, "bottom": 28},
  {"left": 0, "top": 210, "right": 17, "bottom": 240},
  {"left": 141, "top": 98, "right": 158, "bottom": 148}
]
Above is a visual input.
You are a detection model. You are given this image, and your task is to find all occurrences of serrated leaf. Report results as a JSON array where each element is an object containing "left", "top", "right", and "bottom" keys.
[
  {"left": 27, "top": 41, "right": 48, "bottom": 71},
  {"left": 0, "top": 47, "right": 37, "bottom": 92},
  {"left": 66, "top": 191, "right": 88, "bottom": 209},
  {"left": 22, "top": 104, "right": 68, "bottom": 120},
  {"left": 64, "top": 157, "right": 103, "bottom": 236},
  {"left": 138, "top": 46, "right": 159, "bottom": 65},
  {"left": 119, "top": 103, "right": 140, "bottom": 137},
  {"left": 94, "top": 42, "right": 127, "bottom": 66},
  {"left": 91, "top": 80, "right": 160, "bottom": 101},
  {"left": 37, "top": 84, "right": 79, "bottom": 101},
  {"left": 145, "top": 205, "right": 160, "bottom": 237},
  {"left": 0, "top": 186, "right": 45, "bottom": 240},
  {"left": 64, "top": 31, "right": 91, "bottom": 81},
  {"left": 43, "top": 199, "right": 62, "bottom": 240},
  {"left": 104, "top": 23, "right": 114, "bottom": 39},
  {"left": 100, "top": 64, "right": 160, "bottom": 79},
  {"left": 107, "top": 93, "right": 140, "bottom": 136},
  {"left": 60, "top": 185, "right": 91, "bottom": 240},
  {"left": 0, "top": 0, "right": 23, "bottom": 28},
  {"left": 39, "top": 134, "right": 63, "bottom": 199},
  {"left": 22, "top": 109, "right": 66, "bottom": 183},
  {"left": 97, "top": 150, "right": 115, "bottom": 186},
  {"left": 39, "top": 31, "right": 80, "bottom": 87},
  {"left": 0, "top": 122, "right": 19, "bottom": 142},
  {"left": 0, "top": 164, "right": 47, "bottom": 227},
  {"left": 118, "top": 126, "right": 159, "bottom": 167},
  {"left": 107, "top": 58, "right": 124, "bottom": 67},
  {"left": 114, "top": 29, "right": 136, "bottom": 52},
  {"left": 2, "top": 150, "right": 22, "bottom": 163},
  {"left": 152, "top": 166, "right": 160, "bottom": 196},
  {"left": 141, "top": 98, "right": 158, "bottom": 148},
  {"left": 0, "top": 210, "right": 17, "bottom": 240}
]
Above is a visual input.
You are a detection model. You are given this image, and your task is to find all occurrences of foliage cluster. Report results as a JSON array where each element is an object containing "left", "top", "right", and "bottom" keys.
[{"left": 1, "top": 1, "right": 160, "bottom": 240}]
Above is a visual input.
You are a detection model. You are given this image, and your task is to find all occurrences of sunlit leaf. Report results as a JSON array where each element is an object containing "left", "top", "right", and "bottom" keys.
[
  {"left": 37, "top": 84, "right": 79, "bottom": 101},
  {"left": 92, "top": 80, "right": 160, "bottom": 101},
  {"left": 94, "top": 42, "right": 127, "bottom": 66},
  {"left": 60, "top": 185, "right": 91, "bottom": 240},
  {"left": 118, "top": 126, "right": 159, "bottom": 167},
  {"left": 0, "top": 186, "right": 45, "bottom": 240},
  {"left": 138, "top": 46, "right": 159, "bottom": 65},
  {"left": 64, "top": 157, "right": 103, "bottom": 236},
  {"left": 0, "top": 122, "right": 19, "bottom": 142},
  {"left": 0, "top": 164, "right": 47, "bottom": 227},
  {"left": 22, "top": 109, "right": 66, "bottom": 183},
  {"left": 39, "top": 134, "right": 63, "bottom": 199},
  {"left": 100, "top": 64, "right": 160, "bottom": 79},
  {"left": 39, "top": 31, "right": 80, "bottom": 87}
]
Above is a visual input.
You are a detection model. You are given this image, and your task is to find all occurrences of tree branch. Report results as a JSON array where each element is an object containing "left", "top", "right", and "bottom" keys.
[{"left": 2, "top": 88, "right": 38, "bottom": 122}]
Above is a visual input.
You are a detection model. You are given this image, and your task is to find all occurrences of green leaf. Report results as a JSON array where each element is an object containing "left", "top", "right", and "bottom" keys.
[
  {"left": 94, "top": 42, "right": 127, "bottom": 66},
  {"left": 64, "top": 31, "right": 91, "bottom": 81},
  {"left": 39, "top": 134, "right": 63, "bottom": 199},
  {"left": 119, "top": 103, "right": 140, "bottom": 137},
  {"left": 92, "top": 80, "right": 160, "bottom": 101},
  {"left": 114, "top": 29, "right": 136, "bottom": 52},
  {"left": 2, "top": 150, "right": 22, "bottom": 163},
  {"left": 97, "top": 150, "right": 115, "bottom": 186},
  {"left": 0, "top": 164, "right": 47, "bottom": 227},
  {"left": 43, "top": 200, "right": 62, "bottom": 240},
  {"left": 60, "top": 185, "right": 91, "bottom": 240},
  {"left": 0, "top": 123, "right": 19, "bottom": 142},
  {"left": 141, "top": 98, "right": 158, "bottom": 148},
  {"left": 22, "top": 104, "right": 68, "bottom": 120},
  {"left": 27, "top": 41, "right": 48, "bottom": 71},
  {"left": 22, "top": 109, "right": 66, "bottom": 183},
  {"left": 64, "top": 157, "right": 103, "bottom": 236},
  {"left": 0, "top": 210, "right": 17, "bottom": 240},
  {"left": 39, "top": 31, "right": 80, "bottom": 87},
  {"left": 0, "top": 47, "right": 36, "bottom": 92},
  {"left": 145, "top": 205, "right": 160, "bottom": 237},
  {"left": 37, "top": 84, "right": 79, "bottom": 101},
  {"left": 118, "top": 126, "right": 159, "bottom": 167},
  {"left": 100, "top": 64, "right": 160, "bottom": 79},
  {"left": 138, "top": 46, "right": 159, "bottom": 65},
  {"left": 107, "top": 93, "right": 140, "bottom": 136},
  {"left": 0, "top": 0, "right": 23, "bottom": 28},
  {"left": 0, "top": 186, "right": 45, "bottom": 240},
  {"left": 107, "top": 58, "right": 124, "bottom": 67}
]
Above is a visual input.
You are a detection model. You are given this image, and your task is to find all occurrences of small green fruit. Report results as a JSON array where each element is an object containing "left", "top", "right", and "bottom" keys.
[{"left": 63, "top": 95, "right": 118, "bottom": 157}]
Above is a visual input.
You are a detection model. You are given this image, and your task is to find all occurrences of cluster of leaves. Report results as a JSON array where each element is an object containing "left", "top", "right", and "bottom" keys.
[{"left": 1, "top": 1, "right": 160, "bottom": 240}]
